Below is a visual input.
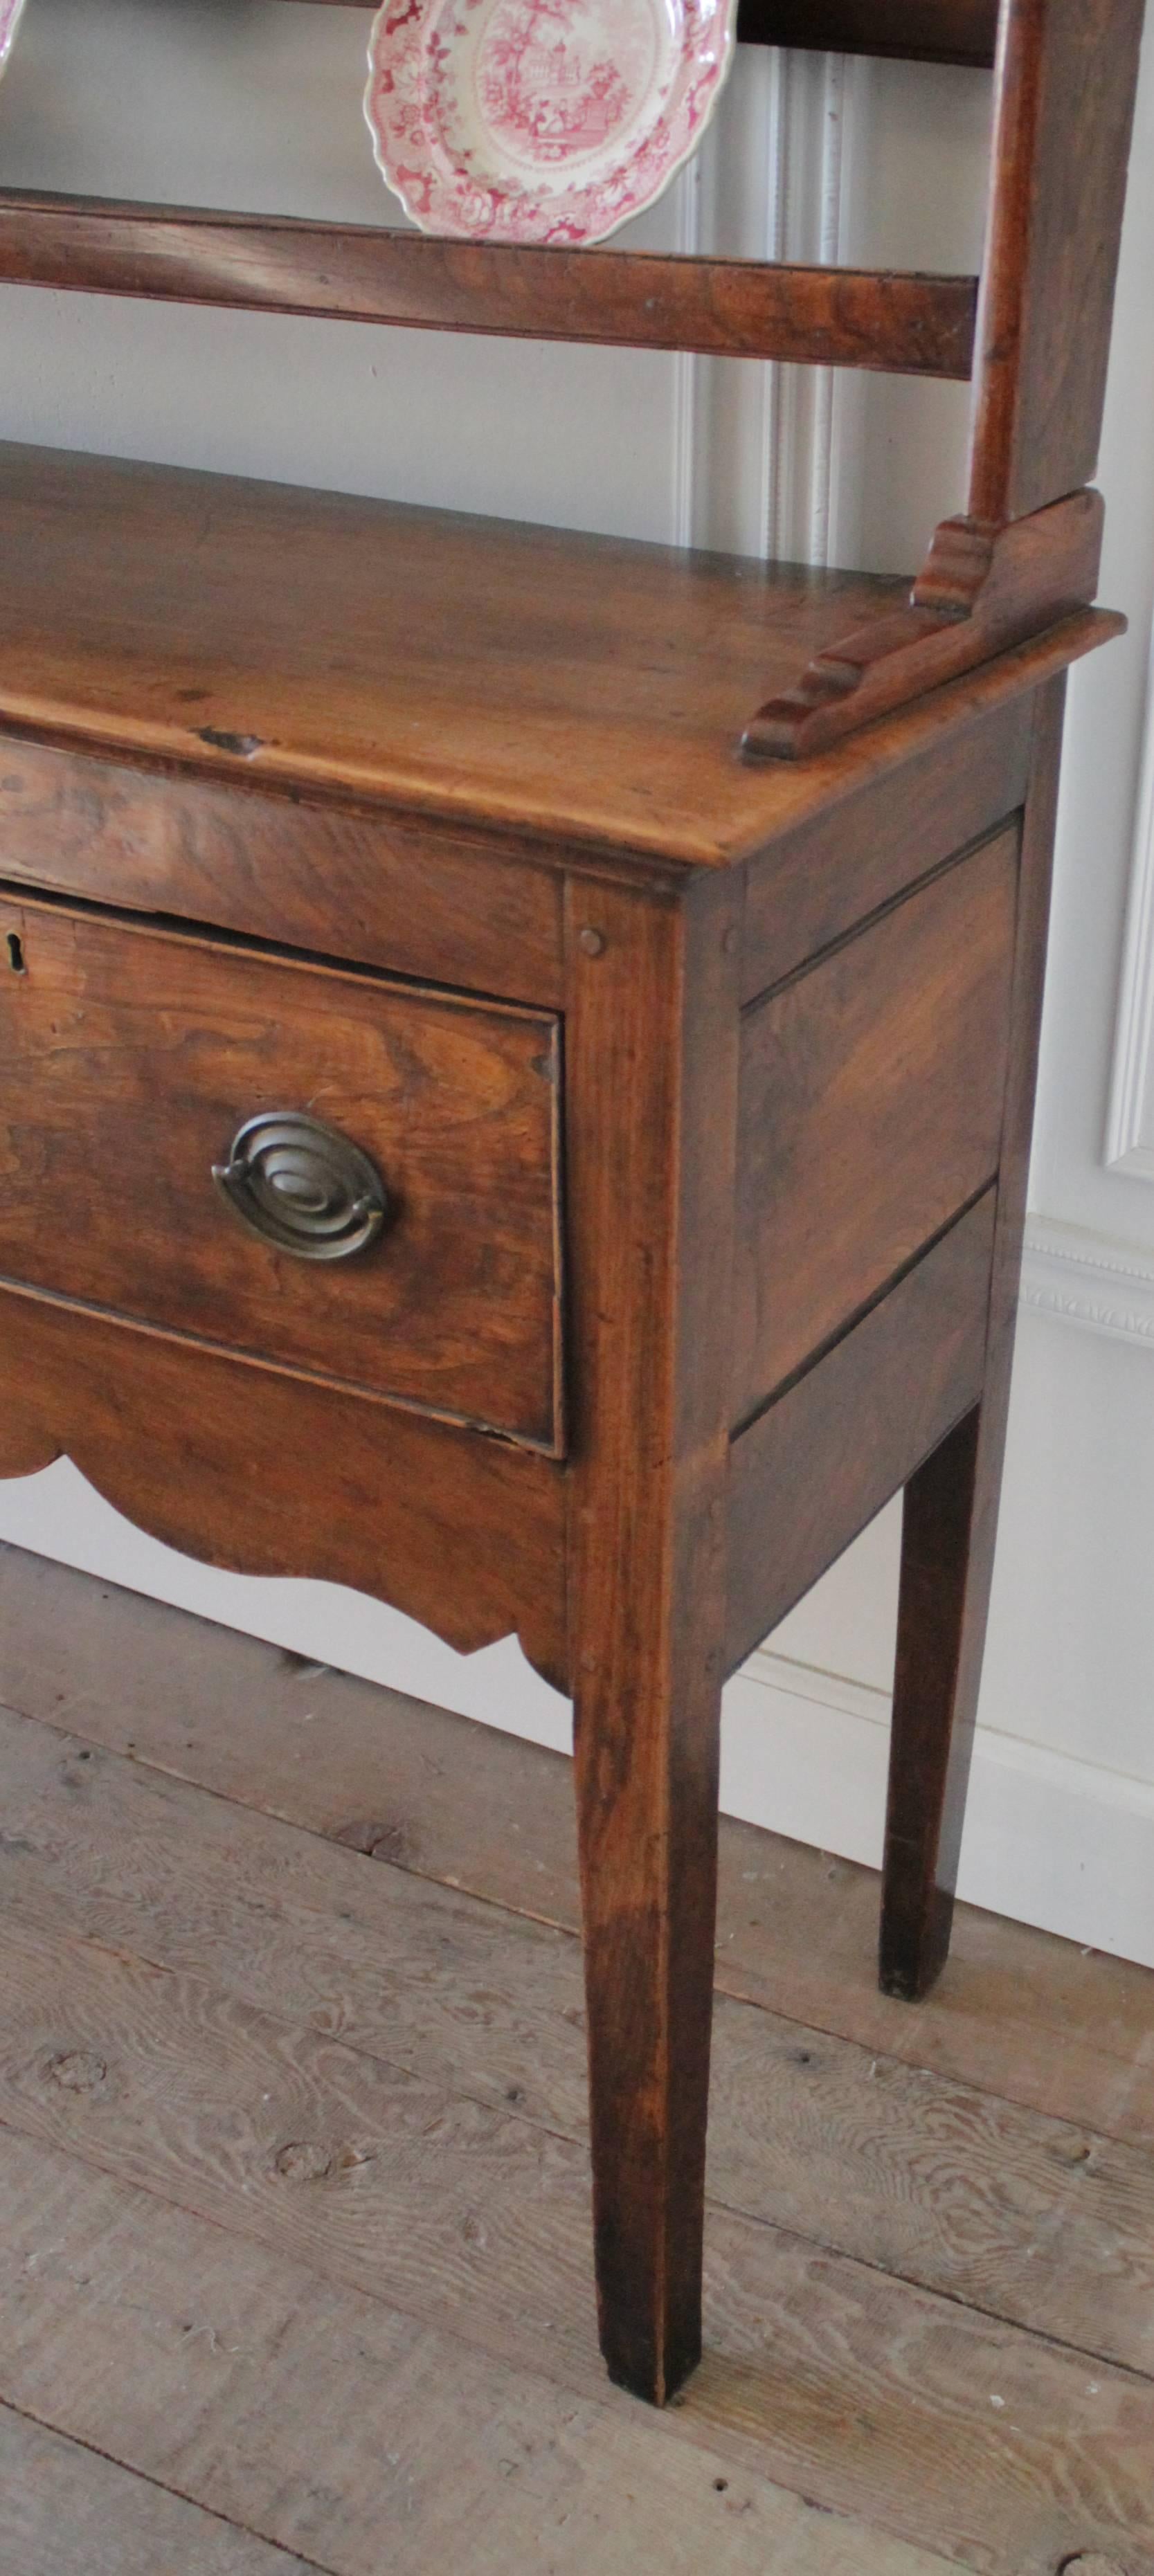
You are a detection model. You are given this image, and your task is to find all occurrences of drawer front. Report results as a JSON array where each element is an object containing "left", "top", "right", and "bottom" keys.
[
  {"left": 0, "top": 736, "right": 563, "bottom": 1007},
  {"left": 732, "top": 825, "right": 1018, "bottom": 1426},
  {"left": 0, "top": 894, "right": 564, "bottom": 1450}
]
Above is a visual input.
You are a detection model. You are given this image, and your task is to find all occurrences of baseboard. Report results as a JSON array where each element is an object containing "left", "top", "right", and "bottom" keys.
[
  {"left": 1020, "top": 1213, "right": 1154, "bottom": 1347},
  {"left": 725, "top": 1643, "right": 1154, "bottom": 1969},
  {"left": 2, "top": 1454, "right": 1153, "bottom": 1969}
]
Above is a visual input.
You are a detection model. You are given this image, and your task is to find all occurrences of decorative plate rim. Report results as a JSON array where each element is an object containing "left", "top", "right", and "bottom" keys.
[
  {"left": 0, "top": 0, "right": 27, "bottom": 75},
  {"left": 363, "top": 0, "right": 738, "bottom": 249}
]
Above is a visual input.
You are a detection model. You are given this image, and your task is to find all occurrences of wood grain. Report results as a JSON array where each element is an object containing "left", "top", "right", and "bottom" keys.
[
  {"left": 737, "top": 0, "right": 998, "bottom": 58},
  {"left": 0, "top": 2404, "right": 325, "bottom": 2576},
  {"left": 0, "top": 892, "right": 563, "bottom": 1449},
  {"left": 732, "top": 831, "right": 1016, "bottom": 1419},
  {"left": 725, "top": 1195, "right": 994, "bottom": 1671},
  {"left": 0, "top": 192, "right": 977, "bottom": 379},
  {"left": 740, "top": 690, "right": 1032, "bottom": 1001},
  {"left": 743, "top": 493, "right": 1111, "bottom": 763},
  {"left": 0, "top": 444, "right": 1114, "bottom": 867},
  {"left": 6, "top": 1700, "right": 1154, "bottom": 2386},
  {"left": 0, "top": 1288, "right": 566, "bottom": 1689},
  {"left": 292, "top": 0, "right": 1002, "bottom": 64},
  {"left": 881, "top": 676, "right": 1069, "bottom": 1995},
  {"left": 966, "top": 0, "right": 1146, "bottom": 521},
  {"left": 563, "top": 871, "right": 741, "bottom": 2401},
  {"left": 1, "top": 1911, "right": 1153, "bottom": 2574},
  {"left": 0, "top": 2129, "right": 971, "bottom": 2576},
  {"left": 0, "top": 736, "right": 564, "bottom": 1008},
  {"left": 4, "top": 1547, "right": 1150, "bottom": 2157}
]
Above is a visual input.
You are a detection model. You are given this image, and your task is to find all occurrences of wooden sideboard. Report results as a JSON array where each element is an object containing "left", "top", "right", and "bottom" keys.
[
  {"left": 0, "top": 437, "right": 1121, "bottom": 2405},
  {"left": 0, "top": 0, "right": 1145, "bottom": 2418}
]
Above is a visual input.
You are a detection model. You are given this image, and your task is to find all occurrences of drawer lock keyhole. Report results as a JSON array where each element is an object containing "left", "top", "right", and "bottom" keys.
[{"left": 6, "top": 932, "right": 26, "bottom": 975}]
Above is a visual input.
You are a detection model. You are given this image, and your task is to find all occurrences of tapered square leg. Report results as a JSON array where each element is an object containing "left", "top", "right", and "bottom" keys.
[
  {"left": 881, "top": 1402, "right": 984, "bottom": 1997},
  {"left": 562, "top": 869, "right": 741, "bottom": 2403},
  {"left": 880, "top": 675, "right": 1067, "bottom": 2002},
  {"left": 573, "top": 1624, "right": 723, "bottom": 2401}
]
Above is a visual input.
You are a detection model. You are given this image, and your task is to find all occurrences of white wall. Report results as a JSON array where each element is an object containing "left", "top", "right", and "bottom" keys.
[{"left": 1, "top": 0, "right": 1153, "bottom": 1963}]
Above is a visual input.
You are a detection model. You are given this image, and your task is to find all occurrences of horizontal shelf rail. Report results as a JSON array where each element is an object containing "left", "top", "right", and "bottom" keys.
[
  {"left": 0, "top": 192, "right": 977, "bottom": 377},
  {"left": 287, "top": 0, "right": 1000, "bottom": 69}
]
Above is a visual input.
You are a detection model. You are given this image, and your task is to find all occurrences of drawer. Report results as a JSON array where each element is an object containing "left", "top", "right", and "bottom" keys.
[
  {"left": 0, "top": 736, "right": 563, "bottom": 1006},
  {"left": 0, "top": 893, "right": 564, "bottom": 1451},
  {"left": 732, "top": 824, "right": 1018, "bottom": 1425}
]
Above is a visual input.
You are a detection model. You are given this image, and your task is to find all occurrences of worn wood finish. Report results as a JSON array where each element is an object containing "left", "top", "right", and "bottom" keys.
[
  {"left": 0, "top": 892, "right": 564, "bottom": 1450},
  {"left": 0, "top": 448, "right": 1119, "bottom": 856},
  {"left": 733, "top": 830, "right": 1016, "bottom": 1419},
  {"left": 5, "top": 1545, "right": 1151, "bottom": 2157},
  {"left": 295, "top": 0, "right": 1002, "bottom": 64},
  {"left": 880, "top": 675, "right": 1067, "bottom": 1998},
  {"left": 740, "top": 689, "right": 1031, "bottom": 999},
  {"left": 966, "top": 0, "right": 1147, "bottom": 524},
  {"left": 726, "top": 1195, "right": 995, "bottom": 1672},
  {"left": 738, "top": 0, "right": 999, "bottom": 57},
  {"left": 0, "top": 0, "right": 1140, "bottom": 786},
  {"left": 0, "top": 1285, "right": 566, "bottom": 1689},
  {"left": 8, "top": 1543, "right": 1151, "bottom": 2160},
  {"left": 748, "top": 0, "right": 1145, "bottom": 756},
  {"left": 0, "top": 736, "right": 564, "bottom": 1007},
  {"left": 0, "top": 0, "right": 1141, "bottom": 2432},
  {"left": 743, "top": 490, "right": 1108, "bottom": 761},
  {"left": 0, "top": 55, "right": 1136, "bottom": 2402},
  {"left": 0, "top": 442, "right": 900, "bottom": 862},
  {"left": 0, "top": 2134, "right": 1002, "bottom": 2576},
  {"left": 0, "top": 193, "right": 977, "bottom": 379},
  {"left": 564, "top": 872, "right": 741, "bottom": 2404},
  {"left": 16, "top": 1692, "right": 1154, "bottom": 2382},
  {"left": 2, "top": 1846, "right": 1154, "bottom": 2570},
  {"left": 1, "top": 2406, "right": 324, "bottom": 2576}
]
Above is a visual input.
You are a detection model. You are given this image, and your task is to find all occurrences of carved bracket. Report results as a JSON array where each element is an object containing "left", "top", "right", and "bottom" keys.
[{"left": 741, "top": 489, "right": 1109, "bottom": 762}]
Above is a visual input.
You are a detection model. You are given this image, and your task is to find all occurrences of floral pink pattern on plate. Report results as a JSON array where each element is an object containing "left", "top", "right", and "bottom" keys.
[
  {"left": 365, "top": 0, "right": 737, "bottom": 246},
  {"left": 0, "top": 0, "right": 27, "bottom": 77}
]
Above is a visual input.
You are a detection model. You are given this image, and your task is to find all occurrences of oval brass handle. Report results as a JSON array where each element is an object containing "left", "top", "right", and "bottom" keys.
[{"left": 213, "top": 1112, "right": 389, "bottom": 1262}]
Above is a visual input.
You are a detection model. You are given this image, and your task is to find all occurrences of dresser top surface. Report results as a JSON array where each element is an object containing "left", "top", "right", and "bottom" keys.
[{"left": 0, "top": 442, "right": 1101, "bottom": 868}]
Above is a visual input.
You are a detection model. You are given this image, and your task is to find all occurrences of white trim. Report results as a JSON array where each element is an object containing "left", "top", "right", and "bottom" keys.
[
  {"left": 1019, "top": 1213, "right": 1154, "bottom": 1347},
  {"left": 2, "top": 1462, "right": 1152, "bottom": 1963},
  {"left": 725, "top": 1645, "right": 1154, "bottom": 1968},
  {"left": 806, "top": 53, "right": 846, "bottom": 568},
  {"left": 761, "top": 49, "right": 851, "bottom": 568},
  {"left": 1105, "top": 615, "right": 1154, "bottom": 1177},
  {"left": 670, "top": 158, "right": 702, "bottom": 548}
]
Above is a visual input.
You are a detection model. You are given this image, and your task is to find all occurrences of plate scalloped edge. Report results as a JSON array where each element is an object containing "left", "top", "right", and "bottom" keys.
[
  {"left": 0, "top": 0, "right": 27, "bottom": 76},
  {"left": 363, "top": 0, "right": 738, "bottom": 248}
]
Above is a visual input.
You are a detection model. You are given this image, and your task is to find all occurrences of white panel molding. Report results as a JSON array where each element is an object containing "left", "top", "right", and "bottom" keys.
[
  {"left": 5, "top": 1455, "right": 1149, "bottom": 1965},
  {"left": 1105, "top": 617, "right": 1154, "bottom": 1178},
  {"left": 761, "top": 50, "right": 853, "bottom": 567},
  {"left": 725, "top": 1645, "right": 1154, "bottom": 1968},
  {"left": 3, "top": 1461, "right": 1151, "bottom": 1963},
  {"left": 1020, "top": 1213, "right": 1154, "bottom": 1346},
  {"left": 671, "top": 158, "right": 702, "bottom": 547}
]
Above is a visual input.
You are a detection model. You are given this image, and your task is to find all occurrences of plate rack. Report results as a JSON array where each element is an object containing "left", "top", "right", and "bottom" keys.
[{"left": 0, "top": 0, "right": 1142, "bottom": 757}]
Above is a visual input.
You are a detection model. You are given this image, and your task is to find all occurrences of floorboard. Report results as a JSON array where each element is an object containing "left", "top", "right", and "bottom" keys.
[
  {"left": 1, "top": 1703, "right": 1152, "bottom": 2377},
  {"left": 0, "top": 1543, "right": 1151, "bottom": 2575},
  {"left": 0, "top": 2400, "right": 327, "bottom": 2576},
  {"left": 0, "top": 2128, "right": 959, "bottom": 2576},
  {"left": 1, "top": 1543, "right": 1148, "bottom": 2150}
]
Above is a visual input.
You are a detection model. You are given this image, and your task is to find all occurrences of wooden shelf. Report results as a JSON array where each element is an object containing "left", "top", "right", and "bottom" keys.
[
  {"left": 286, "top": 0, "right": 1001, "bottom": 70},
  {"left": 0, "top": 191, "right": 976, "bottom": 374},
  {"left": 0, "top": 0, "right": 995, "bottom": 368}
]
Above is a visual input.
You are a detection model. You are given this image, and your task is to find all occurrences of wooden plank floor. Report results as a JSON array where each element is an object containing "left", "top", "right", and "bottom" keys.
[{"left": 0, "top": 1543, "right": 1151, "bottom": 2576}]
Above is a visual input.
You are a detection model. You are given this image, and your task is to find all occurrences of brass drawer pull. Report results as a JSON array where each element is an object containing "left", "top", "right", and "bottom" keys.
[{"left": 213, "top": 1112, "right": 389, "bottom": 1262}]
